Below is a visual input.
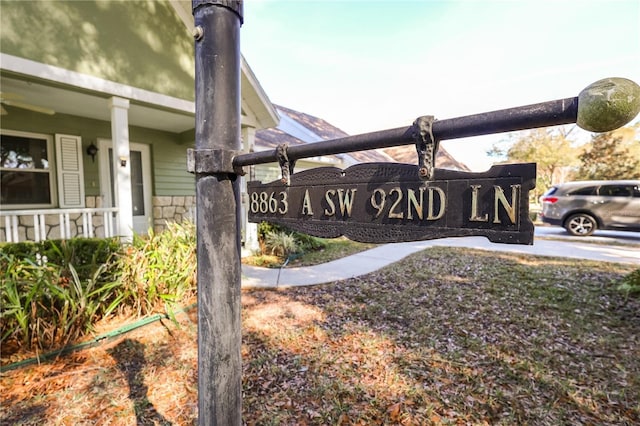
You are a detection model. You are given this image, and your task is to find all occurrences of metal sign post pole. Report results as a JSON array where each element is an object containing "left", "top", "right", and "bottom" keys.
[{"left": 192, "top": 1, "right": 243, "bottom": 424}]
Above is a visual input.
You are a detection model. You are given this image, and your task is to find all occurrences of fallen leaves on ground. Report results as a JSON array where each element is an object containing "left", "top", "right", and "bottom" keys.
[{"left": 2, "top": 247, "right": 638, "bottom": 425}]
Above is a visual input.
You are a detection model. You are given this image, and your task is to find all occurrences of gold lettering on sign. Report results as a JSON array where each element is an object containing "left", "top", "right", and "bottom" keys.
[
  {"left": 407, "top": 188, "right": 425, "bottom": 220},
  {"left": 278, "top": 191, "right": 288, "bottom": 214},
  {"left": 323, "top": 189, "right": 357, "bottom": 217},
  {"left": 301, "top": 189, "right": 314, "bottom": 216},
  {"left": 370, "top": 189, "right": 386, "bottom": 218},
  {"left": 369, "top": 186, "right": 447, "bottom": 221},
  {"left": 493, "top": 184, "right": 520, "bottom": 224},
  {"left": 324, "top": 189, "right": 336, "bottom": 216},
  {"left": 388, "top": 188, "right": 404, "bottom": 219},
  {"left": 469, "top": 185, "right": 489, "bottom": 222},
  {"left": 427, "top": 186, "right": 446, "bottom": 220},
  {"left": 337, "top": 189, "right": 357, "bottom": 217}
]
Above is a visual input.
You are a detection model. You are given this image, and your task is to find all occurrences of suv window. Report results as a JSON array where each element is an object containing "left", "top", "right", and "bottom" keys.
[
  {"left": 598, "top": 185, "right": 634, "bottom": 197},
  {"left": 568, "top": 186, "right": 596, "bottom": 196}
]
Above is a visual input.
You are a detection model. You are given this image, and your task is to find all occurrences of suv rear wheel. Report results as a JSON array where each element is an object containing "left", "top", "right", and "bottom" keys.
[{"left": 565, "top": 213, "right": 597, "bottom": 236}]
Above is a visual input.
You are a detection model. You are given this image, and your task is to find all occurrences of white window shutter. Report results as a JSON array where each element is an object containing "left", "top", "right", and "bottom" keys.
[{"left": 55, "top": 134, "right": 85, "bottom": 208}]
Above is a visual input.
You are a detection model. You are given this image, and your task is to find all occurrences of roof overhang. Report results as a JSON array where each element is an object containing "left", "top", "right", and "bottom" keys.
[
  {"left": 1, "top": 54, "right": 195, "bottom": 133},
  {"left": 169, "top": 0, "right": 278, "bottom": 129}
]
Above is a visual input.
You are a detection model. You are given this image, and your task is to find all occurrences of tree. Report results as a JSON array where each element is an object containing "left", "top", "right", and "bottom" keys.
[
  {"left": 489, "top": 127, "right": 579, "bottom": 200},
  {"left": 576, "top": 127, "right": 640, "bottom": 180}
]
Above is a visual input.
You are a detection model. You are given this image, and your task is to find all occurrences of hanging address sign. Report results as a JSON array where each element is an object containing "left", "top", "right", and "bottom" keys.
[{"left": 248, "top": 162, "right": 536, "bottom": 245}]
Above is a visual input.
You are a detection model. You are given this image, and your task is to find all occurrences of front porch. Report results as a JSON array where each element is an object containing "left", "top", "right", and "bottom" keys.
[
  {"left": 0, "top": 194, "right": 199, "bottom": 243},
  {"left": 1, "top": 196, "right": 119, "bottom": 243}
]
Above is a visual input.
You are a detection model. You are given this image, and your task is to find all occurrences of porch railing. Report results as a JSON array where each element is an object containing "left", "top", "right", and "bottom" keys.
[{"left": 0, "top": 207, "right": 119, "bottom": 243}]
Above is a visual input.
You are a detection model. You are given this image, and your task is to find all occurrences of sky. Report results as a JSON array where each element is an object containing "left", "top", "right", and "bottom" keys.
[{"left": 241, "top": 0, "right": 640, "bottom": 171}]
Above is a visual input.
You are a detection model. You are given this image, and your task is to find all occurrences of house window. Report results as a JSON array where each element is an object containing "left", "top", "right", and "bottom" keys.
[{"left": 1, "top": 130, "right": 55, "bottom": 208}]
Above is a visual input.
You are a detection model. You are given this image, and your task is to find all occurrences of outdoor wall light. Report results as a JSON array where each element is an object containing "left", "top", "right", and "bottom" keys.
[
  {"left": 86, "top": 143, "right": 98, "bottom": 162},
  {"left": 119, "top": 156, "right": 127, "bottom": 167}
]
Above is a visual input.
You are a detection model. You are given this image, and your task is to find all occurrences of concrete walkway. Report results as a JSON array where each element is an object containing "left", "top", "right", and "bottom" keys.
[{"left": 242, "top": 233, "right": 640, "bottom": 289}]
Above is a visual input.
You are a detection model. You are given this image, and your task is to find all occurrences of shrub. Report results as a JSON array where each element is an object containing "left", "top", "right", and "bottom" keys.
[
  {"left": 257, "top": 221, "right": 284, "bottom": 241},
  {"left": 295, "top": 233, "right": 326, "bottom": 252},
  {"left": 0, "top": 249, "right": 123, "bottom": 351},
  {"left": 0, "top": 238, "right": 120, "bottom": 282},
  {"left": 618, "top": 268, "right": 640, "bottom": 295},
  {"left": 264, "top": 231, "right": 299, "bottom": 257},
  {"left": 1, "top": 254, "right": 47, "bottom": 348},
  {"left": 0, "top": 223, "right": 198, "bottom": 352},
  {"left": 117, "top": 221, "right": 197, "bottom": 318},
  {"left": 257, "top": 221, "right": 326, "bottom": 254}
]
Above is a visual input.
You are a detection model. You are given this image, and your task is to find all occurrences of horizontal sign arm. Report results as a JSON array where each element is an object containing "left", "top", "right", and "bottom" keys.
[
  {"left": 234, "top": 76, "right": 640, "bottom": 169},
  {"left": 233, "top": 97, "right": 577, "bottom": 168}
]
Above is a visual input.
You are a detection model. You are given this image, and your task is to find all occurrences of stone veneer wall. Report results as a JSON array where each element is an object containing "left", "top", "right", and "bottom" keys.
[{"left": 152, "top": 196, "right": 196, "bottom": 233}]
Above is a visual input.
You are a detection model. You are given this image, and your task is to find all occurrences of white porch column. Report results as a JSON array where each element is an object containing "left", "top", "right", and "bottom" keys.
[
  {"left": 241, "top": 126, "right": 259, "bottom": 254},
  {"left": 109, "top": 96, "right": 133, "bottom": 241}
]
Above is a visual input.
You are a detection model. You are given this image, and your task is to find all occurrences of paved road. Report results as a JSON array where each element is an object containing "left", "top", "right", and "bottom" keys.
[
  {"left": 242, "top": 226, "right": 640, "bottom": 288},
  {"left": 534, "top": 226, "right": 640, "bottom": 245}
]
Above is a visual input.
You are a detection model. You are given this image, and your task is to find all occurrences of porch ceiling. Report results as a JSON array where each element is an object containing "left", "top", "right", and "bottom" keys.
[{"left": 1, "top": 75, "right": 195, "bottom": 133}]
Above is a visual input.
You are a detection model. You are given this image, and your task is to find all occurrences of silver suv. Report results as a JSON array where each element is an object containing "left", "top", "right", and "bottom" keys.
[{"left": 540, "top": 180, "right": 640, "bottom": 236}]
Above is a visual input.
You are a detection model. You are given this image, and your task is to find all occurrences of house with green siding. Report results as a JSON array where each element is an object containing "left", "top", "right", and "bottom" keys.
[
  {"left": 1, "top": 0, "right": 470, "bottom": 250},
  {"left": 0, "top": 0, "right": 278, "bottom": 243}
]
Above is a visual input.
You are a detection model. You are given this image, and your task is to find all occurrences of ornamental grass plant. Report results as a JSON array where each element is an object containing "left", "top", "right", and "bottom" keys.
[
  {"left": 1, "top": 245, "right": 122, "bottom": 351},
  {"left": 0, "top": 221, "right": 197, "bottom": 354},
  {"left": 116, "top": 221, "right": 197, "bottom": 319}
]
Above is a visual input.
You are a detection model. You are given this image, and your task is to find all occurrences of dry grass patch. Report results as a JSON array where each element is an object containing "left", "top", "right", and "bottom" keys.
[{"left": 2, "top": 247, "right": 638, "bottom": 425}]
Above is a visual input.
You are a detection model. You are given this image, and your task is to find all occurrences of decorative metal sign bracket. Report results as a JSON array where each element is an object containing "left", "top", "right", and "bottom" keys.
[
  {"left": 412, "top": 115, "right": 439, "bottom": 180},
  {"left": 187, "top": 148, "right": 245, "bottom": 175},
  {"left": 277, "top": 144, "right": 296, "bottom": 185}
]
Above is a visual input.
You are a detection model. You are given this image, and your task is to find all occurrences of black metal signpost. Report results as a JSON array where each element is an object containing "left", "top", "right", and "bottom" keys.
[
  {"left": 192, "top": 1, "right": 640, "bottom": 424},
  {"left": 192, "top": 1, "right": 243, "bottom": 425}
]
